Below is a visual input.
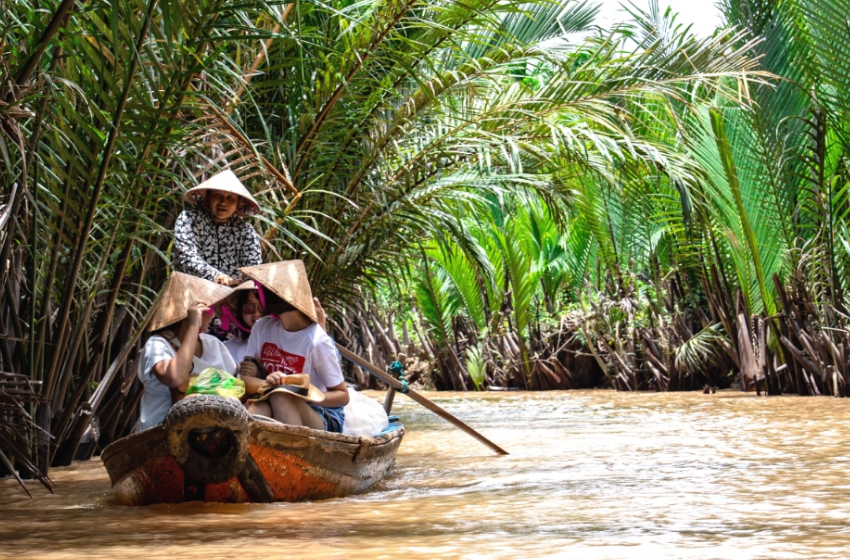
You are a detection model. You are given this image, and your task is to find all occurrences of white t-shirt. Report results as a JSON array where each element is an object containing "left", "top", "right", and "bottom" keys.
[
  {"left": 244, "top": 317, "right": 344, "bottom": 392},
  {"left": 224, "top": 336, "right": 251, "bottom": 363},
  {"left": 137, "top": 332, "right": 237, "bottom": 430}
]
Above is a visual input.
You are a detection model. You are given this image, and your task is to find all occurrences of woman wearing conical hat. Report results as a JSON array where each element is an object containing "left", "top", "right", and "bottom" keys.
[
  {"left": 136, "top": 273, "right": 236, "bottom": 431},
  {"left": 235, "top": 260, "right": 350, "bottom": 432},
  {"left": 172, "top": 170, "right": 262, "bottom": 287}
]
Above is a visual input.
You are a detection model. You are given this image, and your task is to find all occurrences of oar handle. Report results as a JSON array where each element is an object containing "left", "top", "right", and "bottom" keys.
[{"left": 335, "top": 343, "right": 508, "bottom": 456}]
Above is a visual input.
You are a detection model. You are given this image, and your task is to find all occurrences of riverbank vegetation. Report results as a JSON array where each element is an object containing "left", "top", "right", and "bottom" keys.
[{"left": 1, "top": 0, "right": 848, "bottom": 490}]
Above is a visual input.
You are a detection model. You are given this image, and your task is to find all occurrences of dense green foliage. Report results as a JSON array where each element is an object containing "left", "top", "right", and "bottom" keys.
[
  {"left": 1, "top": 0, "right": 848, "bottom": 491},
  {"left": 401, "top": 0, "right": 850, "bottom": 392}
]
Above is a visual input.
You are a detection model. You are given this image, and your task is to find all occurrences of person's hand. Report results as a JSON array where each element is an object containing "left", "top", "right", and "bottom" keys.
[
  {"left": 236, "top": 360, "right": 260, "bottom": 377},
  {"left": 186, "top": 301, "right": 211, "bottom": 328},
  {"left": 237, "top": 359, "right": 259, "bottom": 378},
  {"left": 214, "top": 274, "right": 234, "bottom": 286},
  {"left": 314, "top": 297, "right": 327, "bottom": 331},
  {"left": 267, "top": 371, "right": 288, "bottom": 386},
  {"left": 226, "top": 277, "right": 241, "bottom": 287}
]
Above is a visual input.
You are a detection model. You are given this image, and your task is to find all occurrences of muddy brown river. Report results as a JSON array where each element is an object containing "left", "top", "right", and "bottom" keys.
[{"left": 1, "top": 390, "right": 849, "bottom": 559}]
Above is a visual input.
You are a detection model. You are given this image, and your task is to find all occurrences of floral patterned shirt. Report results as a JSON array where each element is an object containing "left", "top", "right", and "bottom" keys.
[{"left": 172, "top": 207, "right": 262, "bottom": 281}]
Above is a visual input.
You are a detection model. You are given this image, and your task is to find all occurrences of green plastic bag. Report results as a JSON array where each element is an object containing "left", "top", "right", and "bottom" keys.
[{"left": 186, "top": 367, "right": 245, "bottom": 399}]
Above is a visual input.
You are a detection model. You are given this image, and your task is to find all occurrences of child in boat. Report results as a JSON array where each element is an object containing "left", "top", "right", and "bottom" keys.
[
  {"left": 137, "top": 272, "right": 236, "bottom": 431},
  {"left": 223, "top": 281, "right": 327, "bottom": 364},
  {"left": 172, "top": 169, "right": 262, "bottom": 287},
  {"left": 235, "top": 260, "right": 349, "bottom": 432},
  {"left": 222, "top": 282, "right": 266, "bottom": 363}
]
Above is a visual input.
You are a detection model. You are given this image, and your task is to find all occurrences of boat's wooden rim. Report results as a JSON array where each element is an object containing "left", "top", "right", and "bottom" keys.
[
  {"left": 101, "top": 425, "right": 166, "bottom": 463},
  {"left": 247, "top": 417, "right": 403, "bottom": 445},
  {"left": 102, "top": 416, "right": 403, "bottom": 464}
]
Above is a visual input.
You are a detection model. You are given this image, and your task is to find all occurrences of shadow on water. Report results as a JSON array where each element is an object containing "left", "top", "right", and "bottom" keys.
[{"left": 2, "top": 390, "right": 850, "bottom": 559}]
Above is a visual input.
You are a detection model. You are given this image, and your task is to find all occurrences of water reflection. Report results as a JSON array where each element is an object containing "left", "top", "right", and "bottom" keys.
[{"left": 2, "top": 391, "right": 849, "bottom": 559}]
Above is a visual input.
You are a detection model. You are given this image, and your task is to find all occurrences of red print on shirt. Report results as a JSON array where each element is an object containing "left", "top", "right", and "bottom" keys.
[{"left": 261, "top": 342, "right": 306, "bottom": 374}]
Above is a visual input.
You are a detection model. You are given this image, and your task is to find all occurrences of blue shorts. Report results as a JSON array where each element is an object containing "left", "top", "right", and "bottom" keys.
[{"left": 308, "top": 404, "right": 345, "bottom": 433}]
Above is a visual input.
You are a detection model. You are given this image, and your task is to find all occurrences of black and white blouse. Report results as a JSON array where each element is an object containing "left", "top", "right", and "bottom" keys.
[{"left": 172, "top": 207, "right": 262, "bottom": 281}]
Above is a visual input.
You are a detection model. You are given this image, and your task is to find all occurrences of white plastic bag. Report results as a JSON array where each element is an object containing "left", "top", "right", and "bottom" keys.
[{"left": 343, "top": 388, "right": 389, "bottom": 436}]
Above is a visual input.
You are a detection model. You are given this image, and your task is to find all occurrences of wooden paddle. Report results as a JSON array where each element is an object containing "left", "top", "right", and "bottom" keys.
[{"left": 335, "top": 343, "right": 509, "bottom": 455}]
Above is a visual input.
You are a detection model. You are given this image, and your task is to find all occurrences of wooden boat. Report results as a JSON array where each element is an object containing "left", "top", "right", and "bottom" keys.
[{"left": 102, "top": 394, "right": 403, "bottom": 505}]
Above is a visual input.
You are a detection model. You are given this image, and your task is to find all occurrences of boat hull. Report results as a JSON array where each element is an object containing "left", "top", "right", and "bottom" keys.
[{"left": 103, "top": 415, "right": 404, "bottom": 505}]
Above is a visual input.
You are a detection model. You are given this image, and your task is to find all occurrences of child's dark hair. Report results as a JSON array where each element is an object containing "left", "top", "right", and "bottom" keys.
[
  {"left": 234, "top": 290, "right": 252, "bottom": 340},
  {"left": 263, "top": 288, "right": 297, "bottom": 316}
]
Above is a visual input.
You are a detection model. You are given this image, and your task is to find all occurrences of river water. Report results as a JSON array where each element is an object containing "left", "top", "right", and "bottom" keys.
[{"left": 2, "top": 390, "right": 849, "bottom": 559}]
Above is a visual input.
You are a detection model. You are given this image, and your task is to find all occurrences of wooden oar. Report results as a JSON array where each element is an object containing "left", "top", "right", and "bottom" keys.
[{"left": 335, "top": 343, "right": 509, "bottom": 456}]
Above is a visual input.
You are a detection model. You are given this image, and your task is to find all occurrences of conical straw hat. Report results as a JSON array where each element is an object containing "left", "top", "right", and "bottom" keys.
[
  {"left": 184, "top": 169, "right": 260, "bottom": 216},
  {"left": 224, "top": 281, "right": 257, "bottom": 306},
  {"left": 233, "top": 281, "right": 257, "bottom": 292},
  {"left": 149, "top": 272, "right": 235, "bottom": 331},
  {"left": 239, "top": 260, "right": 318, "bottom": 323},
  {"left": 249, "top": 374, "right": 325, "bottom": 404}
]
